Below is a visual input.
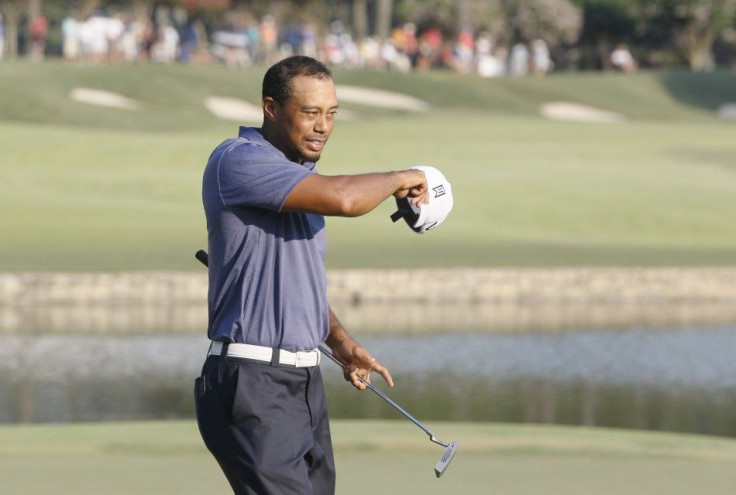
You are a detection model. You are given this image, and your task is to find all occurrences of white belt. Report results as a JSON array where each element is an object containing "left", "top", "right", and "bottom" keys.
[{"left": 208, "top": 341, "right": 321, "bottom": 368}]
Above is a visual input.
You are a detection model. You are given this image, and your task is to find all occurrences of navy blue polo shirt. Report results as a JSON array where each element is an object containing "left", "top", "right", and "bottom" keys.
[{"left": 202, "top": 127, "right": 329, "bottom": 351}]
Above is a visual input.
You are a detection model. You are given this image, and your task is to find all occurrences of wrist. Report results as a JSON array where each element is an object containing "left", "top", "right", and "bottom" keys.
[
  {"left": 391, "top": 169, "right": 412, "bottom": 197},
  {"left": 326, "top": 332, "right": 356, "bottom": 352}
]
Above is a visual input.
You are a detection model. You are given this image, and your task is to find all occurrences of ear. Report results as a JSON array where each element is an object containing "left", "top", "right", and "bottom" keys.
[{"left": 262, "top": 97, "right": 279, "bottom": 123}]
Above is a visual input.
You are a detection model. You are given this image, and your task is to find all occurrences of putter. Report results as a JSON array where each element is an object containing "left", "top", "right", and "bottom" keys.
[
  {"left": 195, "top": 250, "right": 457, "bottom": 477},
  {"left": 318, "top": 345, "right": 457, "bottom": 478}
]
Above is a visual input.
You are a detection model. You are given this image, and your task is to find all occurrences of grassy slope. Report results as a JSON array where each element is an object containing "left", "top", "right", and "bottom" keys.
[
  {"left": 0, "top": 420, "right": 735, "bottom": 495},
  {"left": 0, "top": 62, "right": 735, "bottom": 270}
]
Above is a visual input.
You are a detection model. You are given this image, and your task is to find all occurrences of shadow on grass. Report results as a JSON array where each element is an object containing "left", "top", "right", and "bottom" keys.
[{"left": 656, "top": 69, "right": 736, "bottom": 112}]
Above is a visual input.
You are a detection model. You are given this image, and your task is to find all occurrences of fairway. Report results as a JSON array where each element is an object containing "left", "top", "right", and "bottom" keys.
[
  {"left": 2, "top": 61, "right": 735, "bottom": 495},
  {"left": 0, "top": 63, "right": 735, "bottom": 270},
  {"left": 1, "top": 420, "right": 735, "bottom": 494}
]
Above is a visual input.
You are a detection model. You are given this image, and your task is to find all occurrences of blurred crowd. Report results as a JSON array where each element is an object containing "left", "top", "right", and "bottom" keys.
[
  {"left": 0, "top": 5, "right": 638, "bottom": 77},
  {"left": 57, "top": 9, "right": 203, "bottom": 64},
  {"left": 324, "top": 22, "right": 559, "bottom": 77}
]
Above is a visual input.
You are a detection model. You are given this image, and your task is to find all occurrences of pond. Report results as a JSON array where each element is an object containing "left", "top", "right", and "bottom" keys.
[{"left": 1, "top": 326, "right": 735, "bottom": 438}]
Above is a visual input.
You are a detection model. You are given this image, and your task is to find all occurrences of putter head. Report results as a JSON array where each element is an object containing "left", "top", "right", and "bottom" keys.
[{"left": 434, "top": 440, "right": 457, "bottom": 478}]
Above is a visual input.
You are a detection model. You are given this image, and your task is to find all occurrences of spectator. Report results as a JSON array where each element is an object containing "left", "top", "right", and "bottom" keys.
[
  {"left": 611, "top": 43, "right": 637, "bottom": 72},
  {"left": 476, "top": 33, "right": 506, "bottom": 78},
  {"left": 120, "top": 15, "right": 143, "bottom": 62},
  {"left": 211, "top": 29, "right": 249, "bottom": 67},
  {"left": 452, "top": 27, "right": 475, "bottom": 74},
  {"left": 79, "top": 13, "right": 110, "bottom": 63},
  {"left": 392, "top": 22, "right": 418, "bottom": 67},
  {"left": 0, "top": 13, "right": 5, "bottom": 60},
  {"left": 259, "top": 15, "right": 278, "bottom": 64},
  {"left": 105, "top": 14, "right": 126, "bottom": 61},
  {"left": 245, "top": 22, "right": 260, "bottom": 62},
  {"left": 531, "top": 38, "right": 553, "bottom": 76},
  {"left": 178, "top": 19, "right": 199, "bottom": 63},
  {"left": 151, "top": 20, "right": 179, "bottom": 63},
  {"left": 61, "top": 14, "right": 80, "bottom": 61},
  {"left": 417, "top": 26, "right": 442, "bottom": 70},
  {"left": 509, "top": 42, "right": 530, "bottom": 76},
  {"left": 300, "top": 23, "right": 318, "bottom": 58},
  {"left": 29, "top": 14, "right": 48, "bottom": 61},
  {"left": 359, "top": 36, "right": 382, "bottom": 69}
]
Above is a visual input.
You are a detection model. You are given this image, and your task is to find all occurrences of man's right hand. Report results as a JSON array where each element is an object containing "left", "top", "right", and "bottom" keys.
[{"left": 393, "top": 168, "right": 429, "bottom": 208}]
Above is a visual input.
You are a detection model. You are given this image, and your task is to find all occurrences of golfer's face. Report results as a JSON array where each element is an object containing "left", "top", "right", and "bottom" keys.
[{"left": 273, "top": 75, "right": 338, "bottom": 164}]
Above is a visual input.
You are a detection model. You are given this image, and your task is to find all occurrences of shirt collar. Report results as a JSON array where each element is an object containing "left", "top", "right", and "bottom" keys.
[{"left": 238, "top": 126, "right": 316, "bottom": 171}]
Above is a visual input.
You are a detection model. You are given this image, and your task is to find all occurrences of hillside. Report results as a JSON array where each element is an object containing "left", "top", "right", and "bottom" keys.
[
  {"left": 1, "top": 62, "right": 735, "bottom": 129},
  {"left": 0, "top": 62, "right": 734, "bottom": 270}
]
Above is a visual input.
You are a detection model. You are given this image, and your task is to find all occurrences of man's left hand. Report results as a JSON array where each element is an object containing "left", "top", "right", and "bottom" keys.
[{"left": 330, "top": 340, "right": 394, "bottom": 391}]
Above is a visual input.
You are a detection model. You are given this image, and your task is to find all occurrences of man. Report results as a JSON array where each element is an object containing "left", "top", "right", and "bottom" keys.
[{"left": 195, "top": 55, "right": 428, "bottom": 495}]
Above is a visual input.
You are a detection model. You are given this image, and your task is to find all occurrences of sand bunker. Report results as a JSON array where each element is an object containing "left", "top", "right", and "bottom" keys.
[
  {"left": 204, "top": 96, "right": 263, "bottom": 122},
  {"left": 204, "top": 85, "right": 426, "bottom": 123},
  {"left": 205, "top": 96, "right": 357, "bottom": 122},
  {"left": 718, "top": 103, "right": 736, "bottom": 120},
  {"left": 336, "top": 85, "right": 429, "bottom": 112},
  {"left": 70, "top": 84, "right": 429, "bottom": 120},
  {"left": 540, "top": 101, "right": 625, "bottom": 123},
  {"left": 70, "top": 88, "right": 143, "bottom": 110}
]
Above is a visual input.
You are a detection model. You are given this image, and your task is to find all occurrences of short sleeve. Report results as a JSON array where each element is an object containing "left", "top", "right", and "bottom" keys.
[{"left": 216, "top": 143, "right": 313, "bottom": 212}]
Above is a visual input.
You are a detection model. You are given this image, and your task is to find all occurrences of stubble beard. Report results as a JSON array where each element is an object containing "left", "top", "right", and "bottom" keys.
[{"left": 298, "top": 146, "right": 323, "bottom": 164}]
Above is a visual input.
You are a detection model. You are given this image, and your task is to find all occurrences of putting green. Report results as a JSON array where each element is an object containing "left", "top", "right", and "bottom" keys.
[{"left": 1, "top": 420, "right": 735, "bottom": 494}]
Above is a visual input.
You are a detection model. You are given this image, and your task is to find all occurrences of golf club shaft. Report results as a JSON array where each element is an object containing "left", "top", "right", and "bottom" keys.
[
  {"left": 317, "top": 344, "right": 443, "bottom": 444},
  {"left": 194, "top": 249, "right": 446, "bottom": 447}
]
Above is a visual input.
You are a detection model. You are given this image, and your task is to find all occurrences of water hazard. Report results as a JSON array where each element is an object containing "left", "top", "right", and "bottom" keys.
[{"left": 1, "top": 327, "right": 735, "bottom": 437}]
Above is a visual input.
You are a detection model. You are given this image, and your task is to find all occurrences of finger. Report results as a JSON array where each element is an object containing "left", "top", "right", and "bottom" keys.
[
  {"left": 352, "top": 373, "right": 367, "bottom": 390},
  {"left": 408, "top": 184, "right": 427, "bottom": 196},
  {"left": 410, "top": 191, "right": 429, "bottom": 207},
  {"left": 355, "top": 367, "right": 373, "bottom": 389},
  {"left": 354, "top": 349, "right": 392, "bottom": 386},
  {"left": 343, "top": 365, "right": 355, "bottom": 383},
  {"left": 345, "top": 365, "right": 367, "bottom": 390},
  {"left": 372, "top": 361, "right": 394, "bottom": 388}
]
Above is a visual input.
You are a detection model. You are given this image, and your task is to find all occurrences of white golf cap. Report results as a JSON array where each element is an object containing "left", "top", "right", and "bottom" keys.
[{"left": 390, "top": 165, "right": 453, "bottom": 234}]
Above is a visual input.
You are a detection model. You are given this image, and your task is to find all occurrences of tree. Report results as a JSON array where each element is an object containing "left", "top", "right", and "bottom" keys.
[
  {"left": 394, "top": 0, "right": 505, "bottom": 39},
  {"left": 577, "top": 0, "right": 638, "bottom": 69},
  {"left": 645, "top": 0, "right": 736, "bottom": 70},
  {"left": 455, "top": 0, "right": 506, "bottom": 39},
  {"left": 27, "top": 0, "right": 41, "bottom": 19},
  {"left": 394, "top": 0, "right": 455, "bottom": 35},
  {"left": 0, "top": 0, "right": 21, "bottom": 58},
  {"left": 0, "top": 0, "right": 45, "bottom": 59},
  {"left": 352, "top": 0, "right": 368, "bottom": 39},
  {"left": 508, "top": 0, "right": 582, "bottom": 46},
  {"left": 376, "top": 0, "right": 393, "bottom": 40}
]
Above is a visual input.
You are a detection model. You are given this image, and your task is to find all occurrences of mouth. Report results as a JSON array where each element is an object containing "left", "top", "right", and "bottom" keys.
[{"left": 306, "top": 138, "right": 325, "bottom": 153}]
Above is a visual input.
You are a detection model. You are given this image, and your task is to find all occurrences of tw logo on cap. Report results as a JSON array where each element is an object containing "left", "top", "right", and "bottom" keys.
[{"left": 433, "top": 184, "right": 446, "bottom": 198}]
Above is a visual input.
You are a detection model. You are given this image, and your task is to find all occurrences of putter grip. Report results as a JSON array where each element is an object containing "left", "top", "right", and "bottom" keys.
[{"left": 195, "top": 250, "right": 209, "bottom": 267}]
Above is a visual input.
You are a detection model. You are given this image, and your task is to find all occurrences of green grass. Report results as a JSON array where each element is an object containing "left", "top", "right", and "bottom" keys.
[
  {"left": 1, "top": 61, "right": 735, "bottom": 270},
  {"left": 1, "top": 420, "right": 735, "bottom": 494}
]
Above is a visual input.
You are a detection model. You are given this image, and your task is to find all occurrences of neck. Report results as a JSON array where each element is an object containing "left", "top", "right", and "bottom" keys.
[{"left": 261, "top": 124, "right": 302, "bottom": 164}]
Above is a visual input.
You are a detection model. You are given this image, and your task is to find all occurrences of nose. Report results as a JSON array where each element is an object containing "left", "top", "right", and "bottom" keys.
[{"left": 314, "top": 113, "right": 331, "bottom": 134}]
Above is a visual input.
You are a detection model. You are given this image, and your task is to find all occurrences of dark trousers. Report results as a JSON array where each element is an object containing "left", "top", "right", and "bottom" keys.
[{"left": 194, "top": 356, "right": 336, "bottom": 495}]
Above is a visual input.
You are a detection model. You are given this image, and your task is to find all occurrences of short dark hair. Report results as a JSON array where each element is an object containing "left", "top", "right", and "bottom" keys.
[{"left": 262, "top": 56, "right": 333, "bottom": 104}]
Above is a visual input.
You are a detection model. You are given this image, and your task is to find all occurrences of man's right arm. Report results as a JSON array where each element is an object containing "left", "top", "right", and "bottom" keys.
[{"left": 281, "top": 169, "right": 428, "bottom": 217}]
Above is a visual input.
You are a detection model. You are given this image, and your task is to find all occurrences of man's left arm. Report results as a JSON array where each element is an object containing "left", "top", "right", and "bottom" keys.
[{"left": 324, "top": 306, "right": 394, "bottom": 390}]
